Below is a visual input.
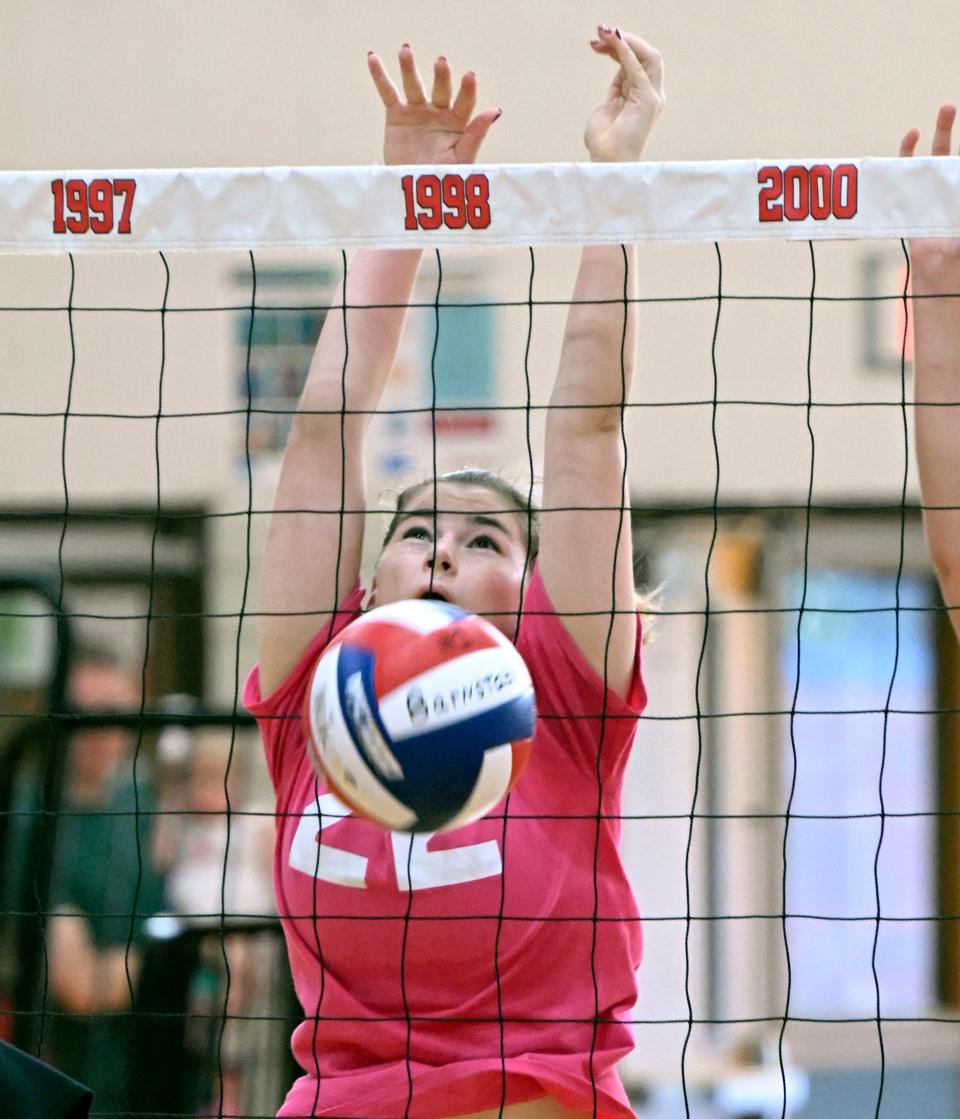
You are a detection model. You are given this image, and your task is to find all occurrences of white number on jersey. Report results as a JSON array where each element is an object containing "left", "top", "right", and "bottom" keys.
[{"left": 288, "top": 791, "right": 502, "bottom": 891}]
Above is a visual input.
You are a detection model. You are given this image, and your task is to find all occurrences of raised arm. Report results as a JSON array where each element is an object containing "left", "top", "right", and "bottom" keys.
[
  {"left": 902, "top": 104, "right": 960, "bottom": 641},
  {"left": 539, "top": 27, "right": 664, "bottom": 698},
  {"left": 258, "top": 48, "right": 499, "bottom": 695}
]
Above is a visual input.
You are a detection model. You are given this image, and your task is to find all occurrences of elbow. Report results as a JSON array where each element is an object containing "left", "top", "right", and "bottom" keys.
[
  {"left": 926, "top": 530, "right": 960, "bottom": 609},
  {"left": 287, "top": 402, "right": 366, "bottom": 452},
  {"left": 550, "top": 369, "right": 635, "bottom": 439},
  {"left": 922, "top": 509, "right": 960, "bottom": 615},
  {"left": 51, "top": 977, "right": 96, "bottom": 1015},
  {"left": 289, "top": 392, "right": 346, "bottom": 442},
  {"left": 52, "top": 965, "right": 134, "bottom": 1015},
  {"left": 931, "top": 551, "right": 960, "bottom": 614},
  {"left": 588, "top": 408, "right": 629, "bottom": 437},
  {"left": 548, "top": 408, "right": 628, "bottom": 445}
]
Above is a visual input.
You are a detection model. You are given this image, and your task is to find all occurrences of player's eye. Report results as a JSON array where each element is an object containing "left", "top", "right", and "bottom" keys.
[
  {"left": 402, "top": 525, "right": 431, "bottom": 541},
  {"left": 470, "top": 534, "right": 500, "bottom": 552}
]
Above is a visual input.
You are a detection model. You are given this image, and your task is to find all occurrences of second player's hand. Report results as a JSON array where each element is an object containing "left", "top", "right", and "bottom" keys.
[
  {"left": 901, "top": 103, "right": 960, "bottom": 274},
  {"left": 585, "top": 27, "right": 665, "bottom": 163},
  {"left": 368, "top": 45, "right": 501, "bottom": 166}
]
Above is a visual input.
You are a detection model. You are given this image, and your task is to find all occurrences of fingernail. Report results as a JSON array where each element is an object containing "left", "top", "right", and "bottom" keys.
[
  {"left": 494, "top": 109, "right": 503, "bottom": 121},
  {"left": 598, "top": 24, "right": 612, "bottom": 33},
  {"left": 438, "top": 55, "right": 447, "bottom": 62},
  {"left": 615, "top": 27, "right": 623, "bottom": 39},
  {"left": 401, "top": 42, "right": 410, "bottom": 49}
]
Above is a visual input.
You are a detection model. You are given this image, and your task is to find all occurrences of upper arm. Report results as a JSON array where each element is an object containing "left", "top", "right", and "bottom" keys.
[
  {"left": 258, "top": 419, "right": 366, "bottom": 697},
  {"left": 917, "top": 398, "right": 960, "bottom": 615},
  {"left": 912, "top": 259, "right": 960, "bottom": 636},
  {"left": 538, "top": 424, "right": 637, "bottom": 699},
  {"left": 257, "top": 250, "right": 424, "bottom": 697},
  {"left": 536, "top": 245, "right": 639, "bottom": 698}
]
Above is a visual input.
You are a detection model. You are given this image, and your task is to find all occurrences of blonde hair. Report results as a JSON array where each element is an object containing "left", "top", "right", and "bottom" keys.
[{"left": 634, "top": 586, "right": 662, "bottom": 646}]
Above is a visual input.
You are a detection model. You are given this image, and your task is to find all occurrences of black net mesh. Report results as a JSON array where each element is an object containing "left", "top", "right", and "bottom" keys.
[{"left": 0, "top": 232, "right": 955, "bottom": 1119}]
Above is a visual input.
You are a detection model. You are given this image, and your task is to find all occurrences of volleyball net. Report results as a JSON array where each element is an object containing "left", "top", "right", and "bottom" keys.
[{"left": 0, "top": 157, "right": 959, "bottom": 1118}]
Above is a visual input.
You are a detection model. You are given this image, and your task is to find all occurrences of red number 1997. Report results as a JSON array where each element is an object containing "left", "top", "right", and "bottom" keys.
[{"left": 51, "top": 178, "right": 137, "bottom": 235}]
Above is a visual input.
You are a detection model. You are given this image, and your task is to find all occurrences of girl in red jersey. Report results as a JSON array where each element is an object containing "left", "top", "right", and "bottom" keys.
[{"left": 245, "top": 26, "right": 664, "bottom": 1119}]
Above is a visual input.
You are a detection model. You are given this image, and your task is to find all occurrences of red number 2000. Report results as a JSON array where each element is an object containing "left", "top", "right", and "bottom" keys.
[{"left": 758, "top": 163, "right": 858, "bottom": 223}]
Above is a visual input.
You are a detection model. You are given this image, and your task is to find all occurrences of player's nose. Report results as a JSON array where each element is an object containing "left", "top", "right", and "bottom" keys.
[{"left": 426, "top": 534, "right": 457, "bottom": 573}]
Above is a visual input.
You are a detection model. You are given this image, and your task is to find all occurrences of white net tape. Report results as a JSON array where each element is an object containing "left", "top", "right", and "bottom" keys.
[{"left": 2, "top": 157, "right": 960, "bottom": 252}]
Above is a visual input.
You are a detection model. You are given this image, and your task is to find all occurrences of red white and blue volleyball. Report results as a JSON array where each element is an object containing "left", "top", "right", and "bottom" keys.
[{"left": 303, "top": 599, "right": 536, "bottom": 833}]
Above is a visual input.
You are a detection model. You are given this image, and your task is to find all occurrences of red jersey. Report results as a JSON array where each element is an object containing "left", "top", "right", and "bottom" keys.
[{"left": 244, "top": 565, "right": 646, "bottom": 1118}]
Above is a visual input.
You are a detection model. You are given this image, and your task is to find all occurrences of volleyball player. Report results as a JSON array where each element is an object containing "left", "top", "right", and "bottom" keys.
[
  {"left": 901, "top": 104, "right": 960, "bottom": 640},
  {"left": 245, "top": 26, "right": 664, "bottom": 1119}
]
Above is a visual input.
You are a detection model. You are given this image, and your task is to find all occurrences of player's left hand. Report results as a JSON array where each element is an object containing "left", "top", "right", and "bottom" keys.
[{"left": 584, "top": 27, "right": 664, "bottom": 162}]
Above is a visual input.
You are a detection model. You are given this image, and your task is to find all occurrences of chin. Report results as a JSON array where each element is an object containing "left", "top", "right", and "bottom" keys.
[{"left": 485, "top": 610, "right": 522, "bottom": 641}]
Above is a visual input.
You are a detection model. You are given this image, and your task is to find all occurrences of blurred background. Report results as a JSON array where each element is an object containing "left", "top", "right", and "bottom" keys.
[{"left": 2, "top": 2, "right": 960, "bottom": 1116}]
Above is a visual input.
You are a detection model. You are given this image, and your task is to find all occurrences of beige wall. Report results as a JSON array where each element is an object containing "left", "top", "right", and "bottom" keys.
[{"left": 3, "top": 0, "right": 958, "bottom": 168}]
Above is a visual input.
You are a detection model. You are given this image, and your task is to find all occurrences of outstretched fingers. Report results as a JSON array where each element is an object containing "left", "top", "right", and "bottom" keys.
[
  {"left": 932, "top": 103, "right": 958, "bottom": 155},
  {"left": 367, "top": 51, "right": 400, "bottom": 109},
  {"left": 455, "top": 106, "right": 502, "bottom": 162},
  {"left": 432, "top": 55, "right": 453, "bottom": 109},
  {"left": 899, "top": 127, "right": 920, "bottom": 158},
  {"left": 451, "top": 69, "right": 479, "bottom": 122},
  {"left": 370, "top": 43, "right": 499, "bottom": 165},
  {"left": 398, "top": 43, "right": 428, "bottom": 104},
  {"left": 371, "top": 47, "right": 471, "bottom": 114},
  {"left": 901, "top": 104, "right": 958, "bottom": 158}
]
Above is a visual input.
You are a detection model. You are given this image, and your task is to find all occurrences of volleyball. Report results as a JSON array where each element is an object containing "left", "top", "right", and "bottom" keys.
[{"left": 303, "top": 599, "right": 536, "bottom": 833}]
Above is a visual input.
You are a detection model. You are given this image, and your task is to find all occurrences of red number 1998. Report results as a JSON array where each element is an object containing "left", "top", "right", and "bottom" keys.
[{"left": 401, "top": 172, "right": 491, "bottom": 231}]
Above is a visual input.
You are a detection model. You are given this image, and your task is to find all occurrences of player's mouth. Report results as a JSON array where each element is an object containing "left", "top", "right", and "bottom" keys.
[{"left": 418, "top": 589, "right": 450, "bottom": 603}]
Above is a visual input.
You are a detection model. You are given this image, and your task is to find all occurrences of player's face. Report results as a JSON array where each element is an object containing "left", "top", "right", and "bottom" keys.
[{"left": 372, "top": 482, "right": 531, "bottom": 639}]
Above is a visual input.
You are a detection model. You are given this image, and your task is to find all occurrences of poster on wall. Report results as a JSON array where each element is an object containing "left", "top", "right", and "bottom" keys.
[
  {"left": 234, "top": 261, "right": 499, "bottom": 490},
  {"left": 232, "top": 266, "right": 332, "bottom": 477}
]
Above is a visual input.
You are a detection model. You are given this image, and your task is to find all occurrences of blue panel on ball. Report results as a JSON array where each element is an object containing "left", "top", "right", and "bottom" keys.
[
  {"left": 335, "top": 643, "right": 405, "bottom": 783},
  {"left": 398, "top": 691, "right": 536, "bottom": 758},
  {"left": 392, "top": 746, "right": 483, "bottom": 832},
  {"left": 389, "top": 692, "right": 536, "bottom": 830}
]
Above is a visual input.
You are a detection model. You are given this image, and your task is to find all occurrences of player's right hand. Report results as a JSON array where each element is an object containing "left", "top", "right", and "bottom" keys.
[
  {"left": 367, "top": 45, "right": 501, "bottom": 166},
  {"left": 585, "top": 27, "right": 665, "bottom": 163}
]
